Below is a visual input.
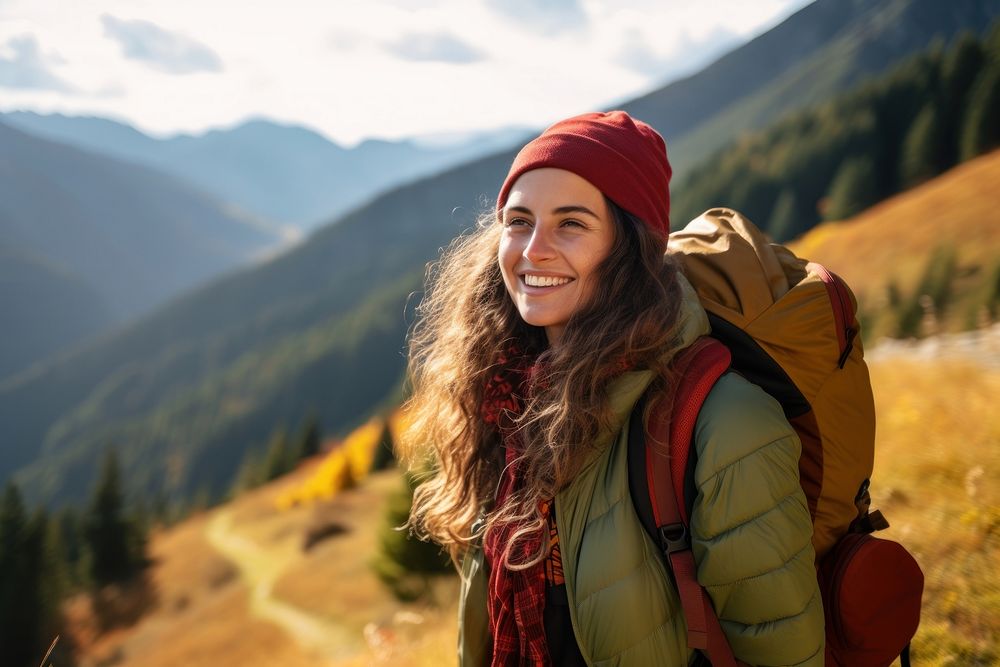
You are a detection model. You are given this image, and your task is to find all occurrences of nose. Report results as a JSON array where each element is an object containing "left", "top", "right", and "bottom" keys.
[{"left": 523, "top": 225, "right": 556, "bottom": 263}]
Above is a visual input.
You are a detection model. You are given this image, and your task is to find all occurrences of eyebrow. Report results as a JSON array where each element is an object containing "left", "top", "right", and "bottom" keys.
[{"left": 505, "top": 204, "right": 601, "bottom": 219}]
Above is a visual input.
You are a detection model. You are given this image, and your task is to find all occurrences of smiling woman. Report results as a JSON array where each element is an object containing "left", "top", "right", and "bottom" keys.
[
  {"left": 498, "top": 169, "right": 615, "bottom": 345},
  {"left": 402, "top": 111, "right": 824, "bottom": 666}
]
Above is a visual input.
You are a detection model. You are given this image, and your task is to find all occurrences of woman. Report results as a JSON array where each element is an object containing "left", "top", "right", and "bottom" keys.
[{"left": 404, "top": 111, "right": 824, "bottom": 666}]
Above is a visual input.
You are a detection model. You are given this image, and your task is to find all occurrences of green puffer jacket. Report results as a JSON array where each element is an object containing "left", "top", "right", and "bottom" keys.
[{"left": 458, "top": 276, "right": 825, "bottom": 666}]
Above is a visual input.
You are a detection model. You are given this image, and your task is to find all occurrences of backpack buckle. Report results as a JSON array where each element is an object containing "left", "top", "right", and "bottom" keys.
[{"left": 659, "top": 523, "right": 690, "bottom": 554}]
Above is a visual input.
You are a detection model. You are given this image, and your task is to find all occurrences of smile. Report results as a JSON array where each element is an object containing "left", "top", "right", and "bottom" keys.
[{"left": 523, "top": 274, "right": 573, "bottom": 287}]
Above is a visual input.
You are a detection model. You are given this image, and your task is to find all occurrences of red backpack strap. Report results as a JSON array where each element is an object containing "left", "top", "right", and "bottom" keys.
[{"left": 646, "top": 337, "right": 747, "bottom": 667}]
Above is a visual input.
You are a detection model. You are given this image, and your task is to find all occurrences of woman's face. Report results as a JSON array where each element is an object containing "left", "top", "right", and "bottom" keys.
[{"left": 499, "top": 168, "right": 616, "bottom": 346}]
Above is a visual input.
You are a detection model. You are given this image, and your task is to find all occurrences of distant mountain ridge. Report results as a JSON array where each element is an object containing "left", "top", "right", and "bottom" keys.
[
  {"left": 3, "top": 0, "right": 996, "bottom": 508},
  {"left": 1, "top": 112, "right": 532, "bottom": 231},
  {"left": 0, "top": 120, "right": 282, "bottom": 380}
]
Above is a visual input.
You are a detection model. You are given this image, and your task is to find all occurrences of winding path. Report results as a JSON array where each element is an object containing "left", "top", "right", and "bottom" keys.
[{"left": 205, "top": 509, "right": 361, "bottom": 660}]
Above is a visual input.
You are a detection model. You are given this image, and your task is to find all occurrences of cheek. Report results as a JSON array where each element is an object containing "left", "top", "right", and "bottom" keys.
[
  {"left": 579, "top": 246, "right": 611, "bottom": 283},
  {"left": 497, "top": 238, "right": 517, "bottom": 292}
]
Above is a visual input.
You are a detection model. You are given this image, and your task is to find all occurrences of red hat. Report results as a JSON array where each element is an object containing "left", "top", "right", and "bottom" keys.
[{"left": 496, "top": 111, "right": 672, "bottom": 239}]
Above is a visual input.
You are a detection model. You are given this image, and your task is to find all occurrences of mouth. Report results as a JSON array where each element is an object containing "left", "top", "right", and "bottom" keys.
[{"left": 521, "top": 273, "right": 574, "bottom": 288}]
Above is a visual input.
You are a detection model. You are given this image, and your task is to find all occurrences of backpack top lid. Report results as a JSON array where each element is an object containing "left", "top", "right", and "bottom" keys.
[
  {"left": 667, "top": 208, "right": 876, "bottom": 558},
  {"left": 667, "top": 207, "right": 808, "bottom": 326}
]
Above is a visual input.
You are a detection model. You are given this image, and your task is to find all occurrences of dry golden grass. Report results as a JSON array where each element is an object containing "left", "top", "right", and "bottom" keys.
[
  {"left": 272, "top": 471, "right": 403, "bottom": 628},
  {"left": 789, "top": 149, "right": 1000, "bottom": 336},
  {"left": 66, "top": 498, "right": 318, "bottom": 667},
  {"left": 68, "top": 458, "right": 459, "bottom": 667},
  {"left": 868, "top": 356, "right": 1000, "bottom": 666}
]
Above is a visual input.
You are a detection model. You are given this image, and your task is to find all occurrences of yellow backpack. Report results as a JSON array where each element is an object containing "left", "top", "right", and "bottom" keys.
[
  {"left": 651, "top": 208, "right": 923, "bottom": 666},
  {"left": 669, "top": 207, "right": 875, "bottom": 557}
]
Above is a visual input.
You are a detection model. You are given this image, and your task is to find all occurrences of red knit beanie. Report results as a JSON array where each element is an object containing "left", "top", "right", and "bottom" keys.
[{"left": 496, "top": 110, "right": 672, "bottom": 239}]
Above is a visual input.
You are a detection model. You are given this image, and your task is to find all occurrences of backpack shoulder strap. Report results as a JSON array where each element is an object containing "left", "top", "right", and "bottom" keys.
[
  {"left": 646, "top": 337, "right": 731, "bottom": 528},
  {"left": 646, "top": 337, "right": 748, "bottom": 667}
]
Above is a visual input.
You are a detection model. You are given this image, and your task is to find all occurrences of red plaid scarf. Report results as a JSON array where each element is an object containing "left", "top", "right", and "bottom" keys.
[{"left": 481, "top": 349, "right": 552, "bottom": 667}]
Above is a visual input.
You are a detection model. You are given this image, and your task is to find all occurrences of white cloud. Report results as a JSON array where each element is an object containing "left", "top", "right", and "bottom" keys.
[
  {"left": 0, "top": 34, "right": 75, "bottom": 92},
  {"left": 385, "top": 31, "right": 485, "bottom": 64},
  {"left": 101, "top": 14, "right": 222, "bottom": 75},
  {"left": 615, "top": 25, "right": 741, "bottom": 82},
  {"left": 0, "top": 0, "right": 815, "bottom": 145},
  {"left": 483, "top": 0, "right": 588, "bottom": 33}
]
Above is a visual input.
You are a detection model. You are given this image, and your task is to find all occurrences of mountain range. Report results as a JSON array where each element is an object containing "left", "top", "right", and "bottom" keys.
[
  {"left": 3, "top": 0, "right": 997, "bottom": 507},
  {"left": 0, "top": 120, "right": 282, "bottom": 380},
  {"left": 1, "top": 111, "right": 532, "bottom": 231}
]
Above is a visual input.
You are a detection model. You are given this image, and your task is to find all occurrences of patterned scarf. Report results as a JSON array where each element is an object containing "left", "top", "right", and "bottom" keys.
[{"left": 481, "top": 349, "right": 552, "bottom": 667}]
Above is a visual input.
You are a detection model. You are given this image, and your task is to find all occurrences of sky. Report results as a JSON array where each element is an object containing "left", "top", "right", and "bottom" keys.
[{"left": 0, "top": 0, "right": 814, "bottom": 146}]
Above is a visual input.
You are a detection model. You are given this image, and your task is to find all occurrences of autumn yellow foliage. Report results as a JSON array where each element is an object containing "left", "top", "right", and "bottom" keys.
[{"left": 276, "top": 417, "right": 386, "bottom": 510}]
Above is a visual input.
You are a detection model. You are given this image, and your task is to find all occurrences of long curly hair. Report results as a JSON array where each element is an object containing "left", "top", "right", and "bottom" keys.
[{"left": 403, "top": 198, "right": 687, "bottom": 569}]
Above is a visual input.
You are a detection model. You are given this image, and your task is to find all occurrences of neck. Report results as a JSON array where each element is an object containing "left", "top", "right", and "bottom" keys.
[{"left": 544, "top": 324, "right": 565, "bottom": 347}]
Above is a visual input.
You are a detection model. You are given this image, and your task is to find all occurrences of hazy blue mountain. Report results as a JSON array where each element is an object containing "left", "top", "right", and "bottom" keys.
[
  {"left": 1, "top": 112, "right": 162, "bottom": 165},
  {"left": 0, "top": 243, "right": 113, "bottom": 381},
  {"left": 1, "top": 112, "right": 532, "bottom": 231},
  {"left": 3, "top": 0, "right": 994, "bottom": 508},
  {"left": 0, "top": 120, "right": 283, "bottom": 370}
]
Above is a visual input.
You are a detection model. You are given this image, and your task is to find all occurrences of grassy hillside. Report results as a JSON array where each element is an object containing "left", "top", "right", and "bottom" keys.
[
  {"left": 61, "top": 337, "right": 999, "bottom": 666},
  {"left": 788, "top": 149, "right": 1000, "bottom": 341}
]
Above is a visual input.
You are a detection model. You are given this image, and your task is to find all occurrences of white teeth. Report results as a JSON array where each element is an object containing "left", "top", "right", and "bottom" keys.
[{"left": 524, "top": 274, "right": 572, "bottom": 287}]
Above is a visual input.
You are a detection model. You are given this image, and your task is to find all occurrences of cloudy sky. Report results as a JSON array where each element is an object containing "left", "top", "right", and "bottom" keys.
[{"left": 0, "top": 0, "right": 812, "bottom": 146}]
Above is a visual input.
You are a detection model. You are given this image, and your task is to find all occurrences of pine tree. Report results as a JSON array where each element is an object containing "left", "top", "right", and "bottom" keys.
[
  {"left": 895, "top": 246, "right": 957, "bottom": 338},
  {"left": 941, "top": 32, "right": 985, "bottom": 167},
  {"left": 900, "top": 103, "right": 946, "bottom": 187},
  {"left": 32, "top": 509, "right": 66, "bottom": 658},
  {"left": 0, "top": 482, "right": 28, "bottom": 664},
  {"left": 986, "top": 20, "right": 1000, "bottom": 64},
  {"left": 369, "top": 419, "right": 397, "bottom": 473},
  {"left": 765, "top": 189, "right": 800, "bottom": 242},
  {"left": 0, "top": 483, "right": 47, "bottom": 667},
  {"left": 921, "top": 245, "right": 958, "bottom": 318},
  {"left": 262, "top": 427, "right": 295, "bottom": 481},
  {"left": 825, "top": 155, "right": 878, "bottom": 220},
  {"left": 54, "top": 506, "right": 88, "bottom": 587},
  {"left": 231, "top": 446, "right": 265, "bottom": 494},
  {"left": 85, "top": 448, "right": 140, "bottom": 587},
  {"left": 294, "top": 413, "right": 323, "bottom": 462},
  {"left": 959, "top": 62, "right": 1000, "bottom": 161},
  {"left": 371, "top": 472, "right": 452, "bottom": 602}
]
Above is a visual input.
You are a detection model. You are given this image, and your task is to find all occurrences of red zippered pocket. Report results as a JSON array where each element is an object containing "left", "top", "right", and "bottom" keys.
[{"left": 819, "top": 533, "right": 924, "bottom": 666}]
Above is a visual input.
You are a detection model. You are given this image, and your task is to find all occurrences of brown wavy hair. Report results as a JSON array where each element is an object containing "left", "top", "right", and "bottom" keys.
[{"left": 402, "top": 198, "right": 687, "bottom": 569}]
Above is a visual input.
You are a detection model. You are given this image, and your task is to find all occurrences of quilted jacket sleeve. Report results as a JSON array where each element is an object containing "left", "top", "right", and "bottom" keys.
[{"left": 690, "top": 373, "right": 825, "bottom": 667}]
